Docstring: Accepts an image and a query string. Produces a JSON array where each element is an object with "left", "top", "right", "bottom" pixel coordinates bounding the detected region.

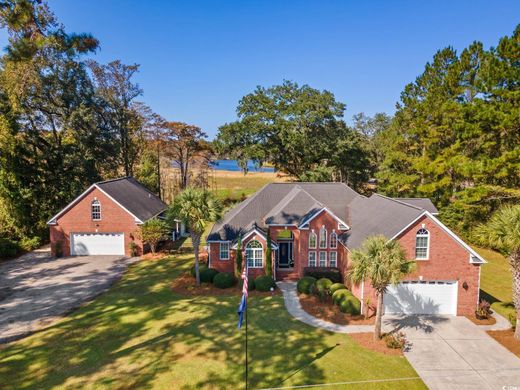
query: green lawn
[
  {"left": 0, "top": 253, "right": 424, "bottom": 389},
  {"left": 475, "top": 246, "right": 514, "bottom": 321}
]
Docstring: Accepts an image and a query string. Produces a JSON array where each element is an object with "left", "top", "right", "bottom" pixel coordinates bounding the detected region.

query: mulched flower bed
[
  {"left": 299, "top": 294, "right": 375, "bottom": 325},
  {"left": 172, "top": 272, "right": 281, "bottom": 297},
  {"left": 465, "top": 314, "right": 497, "bottom": 326},
  {"left": 487, "top": 329, "right": 520, "bottom": 356},
  {"left": 349, "top": 332, "right": 404, "bottom": 356}
]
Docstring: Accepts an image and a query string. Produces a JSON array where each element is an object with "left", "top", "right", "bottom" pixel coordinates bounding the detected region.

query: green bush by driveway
[{"left": 0, "top": 254, "right": 425, "bottom": 389}]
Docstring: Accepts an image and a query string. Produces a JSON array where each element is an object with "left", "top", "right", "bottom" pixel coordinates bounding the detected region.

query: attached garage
[
  {"left": 71, "top": 233, "right": 125, "bottom": 256},
  {"left": 384, "top": 280, "right": 458, "bottom": 315}
]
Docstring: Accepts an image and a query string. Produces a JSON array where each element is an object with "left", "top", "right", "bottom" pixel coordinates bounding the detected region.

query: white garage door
[
  {"left": 384, "top": 281, "right": 458, "bottom": 315},
  {"left": 71, "top": 233, "right": 125, "bottom": 256}
]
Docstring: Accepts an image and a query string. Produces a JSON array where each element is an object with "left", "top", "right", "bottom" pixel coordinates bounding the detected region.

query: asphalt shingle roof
[
  {"left": 96, "top": 177, "right": 167, "bottom": 222},
  {"left": 208, "top": 183, "right": 440, "bottom": 248}
]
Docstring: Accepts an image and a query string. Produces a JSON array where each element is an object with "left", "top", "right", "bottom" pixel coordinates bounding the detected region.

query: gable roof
[
  {"left": 47, "top": 177, "right": 167, "bottom": 225},
  {"left": 208, "top": 182, "right": 359, "bottom": 242},
  {"left": 394, "top": 198, "right": 438, "bottom": 214}
]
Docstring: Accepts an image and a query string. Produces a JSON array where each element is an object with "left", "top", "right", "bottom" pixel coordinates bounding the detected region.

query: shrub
[
  {"left": 315, "top": 278, "right": 333, "bottom": 300},
  {"left": 255, "top": 275, "right": 276, "bottom": 292},
  {"left": 239, "top": 278, "right": 255, "bottom": 291},
  {"left": 53, "top": 240, "right": 63, "bottom": 258},
  {"left": 509, "top": 313, "right": 517, "bottom": 329},
  {"left": 297, "top": 276, "right": 317, "bottom": 294},
  {"left": 129, "top": 241, "right": 138, "bottom": 257},
  {"left": 213, "top": 272, "right": 236, "bottom": 289},
  {"left": 20, "top": 236, "right": 41, "bottom": 251},
  {"left": 190, "top": 263, "right": 208, "bottom": 278},
  {"left": 303, "top": 267, "right": 341, "bottom": 283},
  {"left": 333, "top": 289, "right": 361, "bottom": 314},
  {"left": 475, "top": 299, "right": 492, "bottom": 319},
  {"left": 200, "top": 268, "right": 219, "bottom": 283},
  {"left": 384, "top": 332, "right": 407, "bottom": 350},
  {"left": 135, "top": 218, "right": 169, "bottom": 254},
  {"left": 0, "top": 238, "right": 19, "bottom": 258},
  {"left": 329, "top": 283, "right": 347, "bottom": 295}
]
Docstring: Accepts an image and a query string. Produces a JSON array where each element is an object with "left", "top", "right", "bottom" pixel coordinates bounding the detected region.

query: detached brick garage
[{"left": 48, "top": 177, "right": 167, "bottom": 257}]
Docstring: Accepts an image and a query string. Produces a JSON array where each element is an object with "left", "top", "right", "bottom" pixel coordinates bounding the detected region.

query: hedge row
[
  {"left": 297, "top": 276, "right": 360, "bottom": 315},
  {"left": 190, "top": 265, "right": 276, "bottom": 291}
]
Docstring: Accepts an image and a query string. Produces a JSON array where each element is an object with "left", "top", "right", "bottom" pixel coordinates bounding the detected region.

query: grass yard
[
  {"left": 211, "top": 170, "right": 289, "bottom": 201},
  {"left": 475, "top": 246, "right": 514, "bottom": 321},
  {"left": 0, "top": 253, "right": 424, "bottom": 389}
]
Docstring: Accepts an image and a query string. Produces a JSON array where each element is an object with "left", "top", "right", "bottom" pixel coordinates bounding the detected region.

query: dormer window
[
  {"left": 415, "top": 228, "right": 429, "bottom": 259},
  {"left": 319, "top": 226, "right": 327, "bottom": 249},
  {"left": 91, "top": 200, "right": 101, "bottom": 221}
]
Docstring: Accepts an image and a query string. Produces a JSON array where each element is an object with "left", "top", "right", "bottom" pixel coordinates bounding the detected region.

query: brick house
[
  {"left": 207, "top": 183, "right": 486, "bottom": 316},
  {"left": 47, "top": 177, "right": 168, "bottom": 257}
]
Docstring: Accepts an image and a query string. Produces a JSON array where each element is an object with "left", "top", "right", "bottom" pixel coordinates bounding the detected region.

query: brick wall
[
  {"left": 50, "top": 187, "right": 142, "bottom": 257},
  {"left": 351, "top": 215, "right": 480, "bottom": 316}
]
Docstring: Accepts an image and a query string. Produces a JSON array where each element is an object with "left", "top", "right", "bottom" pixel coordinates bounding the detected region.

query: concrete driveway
[
  {"left": 0, "top": 247, "right": 138, "bottom": 343},
  {"left": 383, "top": 315, "right": 520, "bottom": 389}
]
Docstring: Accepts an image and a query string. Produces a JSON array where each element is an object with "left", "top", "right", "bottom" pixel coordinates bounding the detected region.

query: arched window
[
  {"left": 91, "top": 199, "right": 101, "bottom": 221},
  {"left": 319, "top": 226, "right": 327, "bottom": 249},
  {"left": 309, "top": 230, "right": 317, "bottom": 249},
  {"left": 330, "top": 231, "right": 338, "bottom": 249},
  {"left": 415, "top": 228, "right": 429, "bottom": 259},
  {"left": 246, "top": 240, "right": 263, "bottom": 268}
]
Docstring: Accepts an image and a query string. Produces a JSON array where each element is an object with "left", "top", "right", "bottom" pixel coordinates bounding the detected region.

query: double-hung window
[
  {"left": 91, "top": 200, "right": 101, "bottom": 221},
  {"left": 330, "top": 231, "right": 338, "bottom": 249},
  {"left": 308, "top": 251, "right": 317, "bottom": 267},
  {"left": 329, "top": 251, "right": 337, "bottom": 267},
  {"left": 319, "top": 251, "right": 327, "bottom": 267},
  {"left": 219, "top": 242, "right": 229, "bottom": 260},
  {"left": 415, "top": 228, "right": 429, "bottom": 260},
  {"left": 319, "top": 226, "right": 327, "bottom": 249},
  {"left": 246, "top": 240, "right": 263, "bottom": 268},
  {"left": 309, "top": 230, "right": 317, "bottom": 249}
]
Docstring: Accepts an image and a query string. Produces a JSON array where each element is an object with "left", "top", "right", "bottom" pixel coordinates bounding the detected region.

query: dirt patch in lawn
[
  {"left": 350, "top": 332, "right": 403, "bottom": 356},
  {"left": 465, "top": 315, "right": 497, "bottom": 326},
  {"left": 172, "top": 273, "right": 281, "bottom": 297},
  {"left": 299, "top": 294, "right": 374, "bottom": 325},
  {"left": 487, "top": 329, "right": 520, "bottom": 356}
]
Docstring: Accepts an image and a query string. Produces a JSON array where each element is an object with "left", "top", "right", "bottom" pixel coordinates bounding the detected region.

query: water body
[{"left": 210, "top": 159, "right": 275, "bottom": 172}]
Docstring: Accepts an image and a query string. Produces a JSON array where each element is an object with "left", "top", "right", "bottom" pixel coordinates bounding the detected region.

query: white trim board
[
  {"left": 389, "top": 211, "right": 486, "bottom": 264},
  {"left": 298, "top": 207, "right": 350, "bottom": 230},
  {"left": 47, "top": 184, "right": 143, "bottom": 225}
]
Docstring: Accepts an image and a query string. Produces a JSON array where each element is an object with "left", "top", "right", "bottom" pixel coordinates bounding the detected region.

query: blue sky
[{"left": 0, "top": 1, "right": 518, "bottom": 138}]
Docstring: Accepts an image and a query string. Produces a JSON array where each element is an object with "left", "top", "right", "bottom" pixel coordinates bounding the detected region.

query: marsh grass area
[{"left": 0, "top": 252, "right": 424, "bottom": 389}]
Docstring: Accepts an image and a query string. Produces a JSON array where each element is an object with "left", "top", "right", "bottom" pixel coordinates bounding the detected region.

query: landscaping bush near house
[
  {"left": 384, "top": 332, "right": 407, "bottom": 350},
  {"left": 297, "top": 276, "right": 317, "bottom": 294},
  {"left": 213, "top": 272, "right": 236, "bottom": 289},
  {"left": 475, "top": 299, "right": 492, "bottom": 320},
  {"left": 329, "top": 283, "right": 347, "bottom": 295},
  {"left": 239, "top": 278, "right": 255, "bottom": 291},
  {"left": 303, "top": 267, "right": 342, "bottom": 283},
  {"left": 190, "top": 263, "right": 208, "bottom": 278},
  {"left": 332, "top": 289, "right": 361, "bottom": 315},
  {"left": 20, "top": 236, "right": 41, "bottom": 251},
  {"left": 509, "top": 313, "right": 517, "bottom": 329},
  {"left": 315, "top": 278, "right": 333, "bottom": 300},
  {"left": 0, "top": 238, "right": 20, "bottom": 258},
  {"left": 254, "top": 275, "right": 276, "bottom": 292},
  {"left": 200, "top": 268, "right": 219, "bottom": 283}
]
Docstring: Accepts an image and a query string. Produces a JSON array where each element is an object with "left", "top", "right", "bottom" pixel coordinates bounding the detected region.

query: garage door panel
[
  {"left": 384, "top": 281, "right": 457, "bottom": 315},
  {"left": 71, "top": 233, "right": 125, "bottom": 256}
]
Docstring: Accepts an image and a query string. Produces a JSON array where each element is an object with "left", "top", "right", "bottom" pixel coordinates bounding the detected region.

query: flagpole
[{"left": 245, "top": 260, "right": 248, "bottom": 390}]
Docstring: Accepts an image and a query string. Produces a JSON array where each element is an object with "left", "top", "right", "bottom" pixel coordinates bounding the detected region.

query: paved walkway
[
  {"left": 277, "top": 281, "right": 374, "bottom": 333},
  {"left": 0, "top": 248, "right": 138, "bottom": 343},
  {"left": 382, "top": 315, "right": 520, "bottom": 389}
]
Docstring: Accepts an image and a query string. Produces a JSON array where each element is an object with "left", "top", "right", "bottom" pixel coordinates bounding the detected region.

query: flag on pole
[{"left": 237, "top": 262, "right": 248, "bottom": 329}]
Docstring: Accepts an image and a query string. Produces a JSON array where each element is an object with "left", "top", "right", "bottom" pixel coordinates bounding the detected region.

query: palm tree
[
  {"left": 476, "top": 205, "right": 520, "bottom": 339},
  {"left": 349, "top": 235, "right": 416, "bottom": 339},
  {"left": 168, "top": 187, "right": 222, "bottom": 286}
]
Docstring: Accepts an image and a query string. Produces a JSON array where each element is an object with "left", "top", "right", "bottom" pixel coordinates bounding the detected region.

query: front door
[{"left": 278, "top": 242, "right": 293, "bottom": 268}]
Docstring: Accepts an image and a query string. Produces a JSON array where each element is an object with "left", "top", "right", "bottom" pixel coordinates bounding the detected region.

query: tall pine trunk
[
  {"left": 374, "top": 290, "right": 384, "bottom": 340},
  {"left": 510, "top": 250, "right": 520, "bottom": 340},
  {"left": 192, "top": 233, "right": 201, "bottom": 286}
]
